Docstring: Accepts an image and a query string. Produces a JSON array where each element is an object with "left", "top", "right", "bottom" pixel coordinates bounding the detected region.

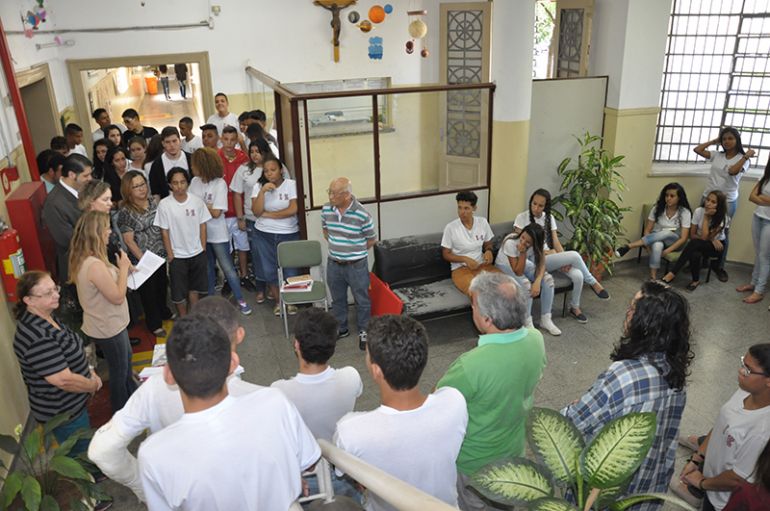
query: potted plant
[
  {"left": 552, "top": 132, "right": 630, "bottom": 277},
  {"left": 0, "top": 413, "right": 108, "bottom": 510},
  {"left": 470, "top": 408, "right": 695, "bottom": 511}
]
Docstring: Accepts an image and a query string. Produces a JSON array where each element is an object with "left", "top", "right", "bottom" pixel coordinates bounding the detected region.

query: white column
[{"left": 491, "top": 0, "right": 535, "bottom": 121}]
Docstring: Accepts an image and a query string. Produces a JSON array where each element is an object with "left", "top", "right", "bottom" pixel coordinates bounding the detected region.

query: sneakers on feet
[
  {"left": 615, "top": 245, "right": 630, "bottom": 258},
  {"left": 358, "top": 331, "right": 367, "bottom": 351},
  {"left": 569, "top": 307, "right": 588, "bottom": 324},
  {"left": 273, "top": 304, "right": 281, "bottom": 316},
  {"left": 524, "top": 316, "right": 534, "bottom": 329},
  {"left": 540, "top": 315, "right": 562, "bottom": 336},
  {"left": 238, "top": 300, "right": 252, "bottom": 315},
  {"left": 715, "top": 268, "right": 729, "bottom": 282},
  {"left": 338, "top": 329, "right": 350, "bottom": 339}
]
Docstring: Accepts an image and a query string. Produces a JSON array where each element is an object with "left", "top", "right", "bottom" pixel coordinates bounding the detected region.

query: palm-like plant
[
  {"left": 552, "top": 132, "right": 630, "bottom": 275},
  {"left": 0, "top": 413, "right": 108, "bottom": 511},
  {"left": 470, "top": 408, "right": 696, "bottom": 511}
]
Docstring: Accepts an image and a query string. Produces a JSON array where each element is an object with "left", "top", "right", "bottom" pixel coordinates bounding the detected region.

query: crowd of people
[{"left": 10, "top": 98, "right": 770, "bottom": 511}]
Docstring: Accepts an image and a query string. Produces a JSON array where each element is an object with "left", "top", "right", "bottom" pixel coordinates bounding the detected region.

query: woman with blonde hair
[
  {"left": 78, "top": 179, "right": 124, "bottom": 268},
  {"left": 69, "top": 210, "right": 135, "bottom": 412}
]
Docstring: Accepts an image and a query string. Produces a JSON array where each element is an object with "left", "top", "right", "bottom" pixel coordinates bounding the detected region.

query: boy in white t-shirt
[
  {"left": 441, "top": 191, "right": 501, "bottom": 295},
  {"left": 178, "top": 116, "right": 203, "bottom": 154},
  {"left": 154, "top": 168, "right": 211, "bottom": 317},
  {"left": 138, "top": 314, "right": 320, "bottom": 511},
  {"left": 89, "top": 297, "right": 263, "bottom": 501},
  {"left": 334, "top": 315, "right": 468, "bottom": 511},
  {"left": 206, "top": 92, "right": 239, "bottom": 135}
]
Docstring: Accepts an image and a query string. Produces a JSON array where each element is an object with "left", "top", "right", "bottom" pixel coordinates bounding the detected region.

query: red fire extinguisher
[{"left": 0, "top": 227, "right": 26, "bottom": 302}]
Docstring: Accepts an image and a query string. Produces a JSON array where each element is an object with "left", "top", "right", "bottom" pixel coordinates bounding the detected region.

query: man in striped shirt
[{"left": 322, "top": 177, "right": 377, "bottom": 351}]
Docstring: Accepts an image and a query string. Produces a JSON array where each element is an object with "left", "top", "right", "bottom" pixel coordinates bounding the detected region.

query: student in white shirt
[
  {"left": 514, "top": 189, "right": 610, "bottom": 324},
  {"left": 662, "top": 190, "right": 730, "bottom": 291},
  {"left": 334, "top": 315, "right": 468, "bottom": 511},
  {"left": 64, "top": 123, "right": 88, "bottom": 157},
  {"left": 190, "top": 148, "right": 252, "bottom": 316},
  {"left": 737, "top": 163, "right": 770, "bottom": 305},
  {"left": 693, "top": 127, "right": 756, "bottom": 282},
  {"left": 206, "top": 92, "right": 239, "bottom": 135},
  {"left": 441, "top": 190, "right": 501, "bottom": 296},
  {"left": 179, "top": 116, "right": 203, "bottom": 154},
  {"left": 495, "top": 223, "right": 561, "bottom": 336},
  {"left": 251, "top": 155, "right": 300, "bottom": 315},
  {"left": 91, "top": 108, "right": 127, "bottom": 141},
  {"left": 148, "top": 127, "right": 192, "bottom": 201},
  {"left": 138, "top": 314, "right": 320, "bottom": 511},
  {"left": 154, "top": 168, "right": 210, "bottom": 317},
  {"left": 89, "top": 296, "right": 263, "bottom": 501},
  {"left": 615, "top": 183, "right": 693, "bottom": 280},
  {"left": 680, "top": 343, "right": 770, "bottom": 511}
]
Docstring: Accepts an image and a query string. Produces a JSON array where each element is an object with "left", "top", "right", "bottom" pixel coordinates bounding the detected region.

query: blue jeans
[
  {"left": 495, "top": 259, "right": 555, "bottom": 318},
  {"left": 544, "top": 251, "right": 598, "bottom": 308},
  {"left": 245, "top": 220, "right": 266, "bottom": 292},
  {"left": 52, "top": 407, "right": 91, "bottom": 458},
  {"left": 178, "top": 79, "right": 187, "bottom": 98},
  {"left": 160, "top": 76, "right": 170, "bottom": 98},
  {"left": 641, "top": 230, "right": 681, "bottom": 269},
  {"left": 253, "top": 229, "right": 300, "bottom": 286},
  {"left": 207, "top": 242, "right": 244, "bottom": 301},
  {"left": 92, "top": 329, "right": 137, "bottom": 413},
  {"left": 327, "top": 258, "right": 370, "bottom": 332},
  {"left": 751, "top": 215, "right": 770, "bottom": 295}
]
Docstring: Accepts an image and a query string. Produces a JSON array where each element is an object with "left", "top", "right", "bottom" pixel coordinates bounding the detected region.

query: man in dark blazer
[{"left": 42, "top": 153, "right": 93, "bottom": 281}]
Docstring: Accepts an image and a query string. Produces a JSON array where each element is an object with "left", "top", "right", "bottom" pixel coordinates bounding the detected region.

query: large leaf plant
[
  {"left": 552, "top": 132, "right": 630, "bottom": 275},
  {"left": 0, "top": 413, "right": 108, "bottom": 511},
  {"left": 470, "top": 408, "right": 696, "bottom": 511}
]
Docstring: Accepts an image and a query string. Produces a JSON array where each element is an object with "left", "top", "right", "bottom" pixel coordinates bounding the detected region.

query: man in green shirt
[{"left": 437, "top": 272, "right": 546, "bottom": 510}]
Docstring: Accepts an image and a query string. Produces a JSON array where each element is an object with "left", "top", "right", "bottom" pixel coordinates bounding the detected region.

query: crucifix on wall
[{"left": 314, "top": 0, "right": 357, "bottom": 63}]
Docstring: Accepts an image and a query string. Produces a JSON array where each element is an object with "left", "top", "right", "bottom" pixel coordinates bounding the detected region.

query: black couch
[{"left": 373, "top": 222, "right": 573, "bottom": 319}]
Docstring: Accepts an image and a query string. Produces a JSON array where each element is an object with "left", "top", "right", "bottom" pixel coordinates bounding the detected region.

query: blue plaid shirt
[{"left": 561, "top": 353, "right": 686, "bottom": 511}]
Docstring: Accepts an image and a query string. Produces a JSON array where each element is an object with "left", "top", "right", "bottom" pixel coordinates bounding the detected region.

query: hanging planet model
[
  {"left": 348, "top": 10, "right": 360, "bottom": 23},
  {"left": 359, "top": 20, "right": 373, "bottom": 32},
  {"left": 405, "top": 40, "right": 414, "bottom": 54},
  {"left": 369, "top": 5, "right": 386, "bottom": 24},
  {"left": 408, "top": 19, "right": 428, "bottom": 39}
]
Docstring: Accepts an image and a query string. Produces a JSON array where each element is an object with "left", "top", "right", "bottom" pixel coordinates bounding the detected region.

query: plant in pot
[
  {"left": 552, "top": 132, "right": 630, "bottom": 278},
  {"left": 470, "top": 408, "right": 696, "bottom": 511},
  {"left": 0, "top": 413, "right": 109, "bottom": 510}
]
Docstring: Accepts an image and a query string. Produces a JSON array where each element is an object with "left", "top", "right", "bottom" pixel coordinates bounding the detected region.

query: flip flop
[
  {"left": 743, "top": 293, "right": 764, "bottom": 304},
  {"left": 736, "top": 284, "right": 755, "bottom": 292},
  {"left": 686, "top": 281, "right": 700, "bottom": 291}
]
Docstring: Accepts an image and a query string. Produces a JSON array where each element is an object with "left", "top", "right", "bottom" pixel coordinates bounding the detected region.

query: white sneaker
[
  {"left": 524, "top": 316, "right": 534, "bottom": 329},
  {"left": 540, "top": 314, "right": 562, "bottom": 336}
]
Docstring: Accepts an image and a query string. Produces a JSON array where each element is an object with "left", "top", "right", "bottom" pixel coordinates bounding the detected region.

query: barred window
[{"left": 655, "top": 0, "right": 770, "bottom": 169}]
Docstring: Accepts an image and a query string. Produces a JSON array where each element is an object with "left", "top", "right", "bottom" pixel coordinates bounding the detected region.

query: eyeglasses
[
  {"left": 31, "top": 285, "right": 60, "bottom": 298},
  {"left": 740, "top": 356, "right": 768, "bottom": 377},
  {"left": 327, "top": 189, "right": 347, "bottom": 197}
]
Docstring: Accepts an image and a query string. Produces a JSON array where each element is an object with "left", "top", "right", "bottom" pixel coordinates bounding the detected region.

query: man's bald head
[{"left": 328, "top": 177, "right": 353, "bottom": 208}]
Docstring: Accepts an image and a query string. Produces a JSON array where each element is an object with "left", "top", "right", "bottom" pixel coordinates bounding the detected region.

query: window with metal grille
[{"left": 655, "top": 0, "right": 770, "bottom": 169}]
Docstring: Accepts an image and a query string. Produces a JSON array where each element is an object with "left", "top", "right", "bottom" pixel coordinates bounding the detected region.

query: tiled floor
[{"left": 103, "top": 260, "right": 769, "bottom": 510}]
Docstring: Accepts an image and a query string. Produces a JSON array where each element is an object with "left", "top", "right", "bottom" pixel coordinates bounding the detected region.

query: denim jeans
[
  {"left": 253, "top": 229, "right": 300, "bottom": 286},
  {"left": 751, "top": 214, "right": 770, "bottom": 294},
  {"left": 91, "top": 329, "right": 137, "bottom": 413},
  {"left": 159, "top": 76, "right": 170, "bottom": 98},
  {"left": 245, "top": 220, "right": 266, "bottom": 292},
  {"left": 495, "top": 259, "right": 555, "bottom": 318},
  {"left": 178, "top": 79, "right": 187, "bottom": 98},
  {"left": 51, "top": 407, "right": 91, "bottom": 458},
  {"left": 641, "top": 230, "right": 681, "bottom": 269},
  {"left": 544, "top": 250, "right": 598, "bottom": 308},
  {"left": 207, "top": 241, "right": 244, "bottom": 301},
  {"left": 327, "top": 257, "right": 370, "bottom": 332}
]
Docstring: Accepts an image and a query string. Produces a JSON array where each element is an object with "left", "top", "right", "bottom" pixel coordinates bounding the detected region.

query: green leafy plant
[
  {"left": 552, "top": 132, "right": 630, "bottom": 276},
  {"left": 470, "top": 408, "right": 696, "bottom": 511},
  {"left": 0, "top": 414, "right": 108, "bottom": 511}
]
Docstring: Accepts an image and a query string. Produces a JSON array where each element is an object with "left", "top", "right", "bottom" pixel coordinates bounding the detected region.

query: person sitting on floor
[
  {"left": 335, "top": 314, "right": 468, "bottom": 511},
  {"left": 137, "top": 314, "right": 319, "bottom": 510}
]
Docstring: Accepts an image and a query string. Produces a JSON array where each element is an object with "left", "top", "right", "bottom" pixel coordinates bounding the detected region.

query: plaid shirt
[{"left": 561, "top": 354, "right": 686, "bottom": 511}]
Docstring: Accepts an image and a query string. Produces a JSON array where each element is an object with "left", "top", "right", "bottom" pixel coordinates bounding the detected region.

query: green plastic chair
[{"left": 277, "top": 240, "right": 329, "bottom": 337}]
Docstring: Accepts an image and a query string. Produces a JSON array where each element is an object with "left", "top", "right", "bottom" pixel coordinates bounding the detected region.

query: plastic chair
[{"left": 277, "top": 240, "right": 328, "bottom": 337}]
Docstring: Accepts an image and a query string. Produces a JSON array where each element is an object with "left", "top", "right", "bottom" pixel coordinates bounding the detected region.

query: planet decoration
[
  {"left": 384, "top": 4, "right": 393, "bottom": 14},
  {"left": 406, "top": 10, "right": 429, "bottom": 58},
  {"left": 358, "top": 19, "right": 373, "bottom": 33},
  {"left": 368, "top": 5, "right": 385, "bottom": 24},
  {"left": 348, "top": 10, "right": 360, "bottom": 23},
  {"left": 408, "top": 19, "right": 427, "bottom": 39}
]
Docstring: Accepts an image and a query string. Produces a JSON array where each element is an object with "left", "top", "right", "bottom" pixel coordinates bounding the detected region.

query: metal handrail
[{"left": 317, "top": 439, "right": 458, "bottom": 511}]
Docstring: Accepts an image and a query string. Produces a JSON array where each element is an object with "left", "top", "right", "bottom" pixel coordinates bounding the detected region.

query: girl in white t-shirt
[
  {"left": 515, "top": 189, "right": 609, "bottom": 324},
  {"left": 694, "top": 127, "right": 756, "bottom": 282},
  {"left": 662, "top": 190, "right": 729, "bottom": 291},
  {"left": 494, "top": 223, "right": 561, "bottom": 336},
  {"left": 251, "top": 155, "right": 300, "bottom": 315},
  {"left": 615, "top": 183, "right": 693, "bottom": 280},
  {"left": 737, "top": 161, "right": 770, "bottom": 304},
  {"left": 189, "top": 148, "right": 251, "bottom": 315}
]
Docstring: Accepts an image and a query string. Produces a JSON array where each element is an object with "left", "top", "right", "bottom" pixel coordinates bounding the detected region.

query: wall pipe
[{"left": 0, "top": 16, "right": 39, "bottom": 181}]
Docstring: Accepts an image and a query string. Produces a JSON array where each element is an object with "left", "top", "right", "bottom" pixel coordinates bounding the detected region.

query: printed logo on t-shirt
[
  {"left": 726, "top": 433, "right": 735, "bottom": 448},
  {"left": 475, "top": 234, "right": 485, "bottom": 241},
  {"left": 185, "top": 208, "right": 196, "bottom": 217},
  {"left": 204, "top": 192, "right": 213, "bottom": 203},
  {"left": 279, "top": 192, "right": 291, "bottom": 201}
]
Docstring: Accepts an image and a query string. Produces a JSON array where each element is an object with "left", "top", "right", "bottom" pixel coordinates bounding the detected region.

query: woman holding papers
[
  {"left": 251, "top": 155, "right": 300, "bottom": 316},
  {"left": 69, "top": 210, "right": 136, "bottom": 412},
  {"left": 118, "top": 170, "right": 173, "bottom": 337}
]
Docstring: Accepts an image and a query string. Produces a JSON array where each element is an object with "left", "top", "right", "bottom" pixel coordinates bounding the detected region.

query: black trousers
[
  {"left": 137, "top": 264, "right": 172, "bottom": 331},
  {"left": 671, "top": 239, "right": 720, "bottom": 282}
]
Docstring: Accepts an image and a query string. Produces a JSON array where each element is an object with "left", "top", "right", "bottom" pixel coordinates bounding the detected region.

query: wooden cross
[{"left": 314, "top": 0, "right": 357, "bottom": 62}]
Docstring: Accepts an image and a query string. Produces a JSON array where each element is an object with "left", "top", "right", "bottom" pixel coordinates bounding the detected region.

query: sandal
[
  {"left": 685, "top": 281, "right": 700, "bottom": 291},
  {"left": 736, "top": 284, "right": 755, "bottom": 293},
  {"left": 743, "top": 292, "right": 764, "bottom": 304}
]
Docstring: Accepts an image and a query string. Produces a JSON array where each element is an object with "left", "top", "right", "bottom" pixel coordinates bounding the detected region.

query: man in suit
[{"left": 42, "top": 153, "right": 93, "bottom": 281}]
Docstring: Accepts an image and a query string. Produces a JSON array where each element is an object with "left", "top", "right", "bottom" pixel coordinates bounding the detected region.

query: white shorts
[{"left": 226, "top": 217, "right": 249, "bottom": 251}]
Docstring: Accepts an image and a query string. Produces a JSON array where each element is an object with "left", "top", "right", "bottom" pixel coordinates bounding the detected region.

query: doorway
[
  {"left": 67, "top": 52, "right": 214, "bottom": 149},
  {"left": 17, "top": 64, "right": 60, "bottom": 157}
]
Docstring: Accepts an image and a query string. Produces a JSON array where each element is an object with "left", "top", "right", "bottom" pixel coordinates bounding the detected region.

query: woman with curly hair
[{"left": 562, "top": 281, "right": 694, "bottom": 511}]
